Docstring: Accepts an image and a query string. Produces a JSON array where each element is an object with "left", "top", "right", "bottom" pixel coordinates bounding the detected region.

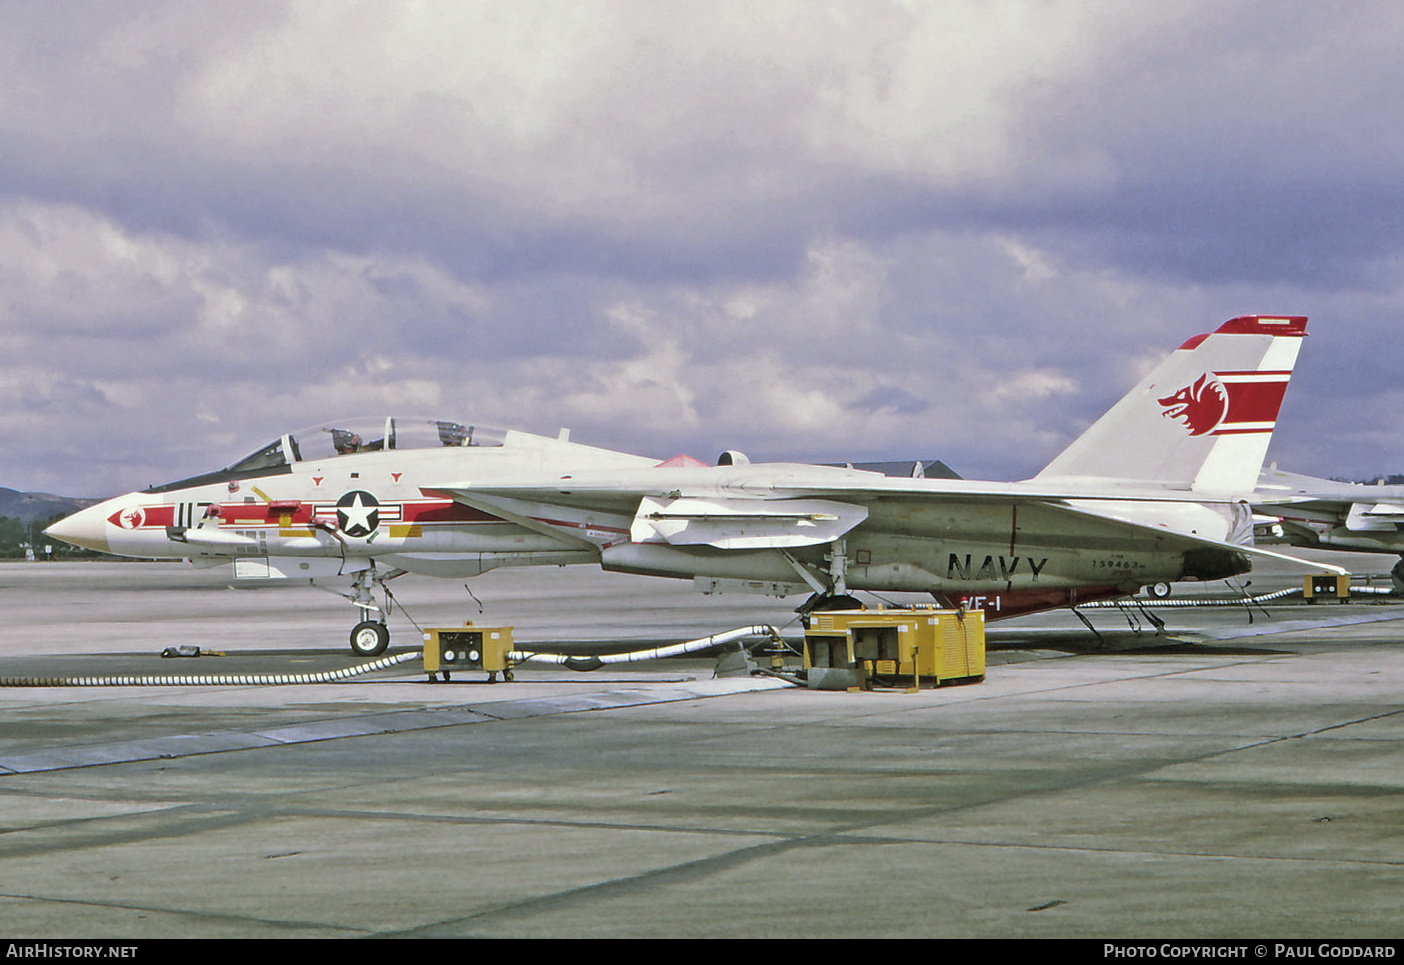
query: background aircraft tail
[{"left": 1033, "top": 315, "right": 1307, "bottom": 494}]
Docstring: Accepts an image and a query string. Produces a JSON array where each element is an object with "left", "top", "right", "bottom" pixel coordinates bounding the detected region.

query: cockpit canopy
[
  {"left": 228, "top": 418, "right": 507, "bottom": 473},
  {"left": 145, "top": 418, "right": 507, "bottom": 493}
]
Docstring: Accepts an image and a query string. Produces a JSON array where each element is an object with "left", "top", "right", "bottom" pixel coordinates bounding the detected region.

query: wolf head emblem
[{"left": 1158, "top": 374, "right": 1226, "bottom": 436}]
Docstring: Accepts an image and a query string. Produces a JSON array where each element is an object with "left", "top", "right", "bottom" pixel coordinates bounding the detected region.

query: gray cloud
[{"left": 3, "top": 1, "right": 1404, "bottom": 495}]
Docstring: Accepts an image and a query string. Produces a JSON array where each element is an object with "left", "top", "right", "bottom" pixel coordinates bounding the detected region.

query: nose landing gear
[{"left": 336, "top": 565, "right": 406, "bottom": 657}]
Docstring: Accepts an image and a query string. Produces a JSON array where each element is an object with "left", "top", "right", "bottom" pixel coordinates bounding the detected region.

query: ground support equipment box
[
  {"left": 802, "top": 608, "right": 985, "bottom": 691},
  {"left": 422, "top": 626, "right": 515, "bottom": 682},
  {"left": 1304, "top": 575, "right": 1351, "bottom": 602}
]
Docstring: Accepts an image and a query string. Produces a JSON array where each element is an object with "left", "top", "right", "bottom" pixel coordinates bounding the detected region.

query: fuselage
[{"left": 47, "top": 416, "right": 1250, "bottom": 615}]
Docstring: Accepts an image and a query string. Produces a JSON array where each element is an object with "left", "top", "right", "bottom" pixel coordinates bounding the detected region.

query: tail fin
[{"left": 1033, "top": 315, "right": 1307, "bottom": 494}]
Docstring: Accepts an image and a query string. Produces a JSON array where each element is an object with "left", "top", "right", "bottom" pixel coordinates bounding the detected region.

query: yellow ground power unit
[
  {"left": 802, "top": 608, "right": 985, "bottom": 691},
  {"left": 1304, "top": 574, "right": 1351, "bottom": 602},
  {"left": 422, "top": 626, "right": 515, "bottom": 682}
]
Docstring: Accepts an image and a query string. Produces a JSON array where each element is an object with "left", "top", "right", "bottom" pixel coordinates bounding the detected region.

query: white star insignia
[{"left": 339, "top": 493, "right": 378, "bottom": 535}]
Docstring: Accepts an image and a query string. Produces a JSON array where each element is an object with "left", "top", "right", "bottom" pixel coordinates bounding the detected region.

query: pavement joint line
[
  {"left": 0, "top": 888, "right": 367, "bottom": 936},
  {"left": 0, "top": 676, "right": 792, "bottom": 775}
]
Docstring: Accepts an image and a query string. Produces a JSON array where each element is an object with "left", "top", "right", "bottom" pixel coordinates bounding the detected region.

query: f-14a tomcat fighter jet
[
  {"left": 48, "top": 315, "right": 1322, "bottom": 656},
  {"left": 1253, "top": 466, "right": 1404, "bottom": 591}
]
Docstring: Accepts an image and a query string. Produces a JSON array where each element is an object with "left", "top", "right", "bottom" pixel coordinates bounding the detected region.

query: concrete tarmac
[{"left": 3, "top": 558, "right": 1404, "bottom": 938}]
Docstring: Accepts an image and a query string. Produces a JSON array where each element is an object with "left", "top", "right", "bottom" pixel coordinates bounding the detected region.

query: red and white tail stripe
[
  {"left": 1207, "top": 369, "right": 1292, "bottom": 435},
  {"left": 1035, "top": 314, "right": 1307, "bottom": 494}
]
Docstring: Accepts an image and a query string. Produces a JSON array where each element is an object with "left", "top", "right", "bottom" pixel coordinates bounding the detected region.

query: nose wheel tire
[{"left": 350, "top": 620, "right": 390, "bottom": 657}]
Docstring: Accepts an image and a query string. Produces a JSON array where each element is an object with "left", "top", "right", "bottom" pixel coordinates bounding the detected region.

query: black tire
[
  {"left": 798, "top": 593, "right": 864, "bottom": 629},
  {"left": 350, "top": 620, "right": 390, "bottom": 657},
  {"left": 812, "top": 594, "right": 863, "bottom": 611},
  {"left": 1148, "top": 582, "right": 1172, "bottom": 599}
]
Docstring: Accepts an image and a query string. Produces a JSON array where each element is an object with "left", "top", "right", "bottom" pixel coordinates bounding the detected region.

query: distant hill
[{"left": 0, "top": 488, "right": 95, "bottom": 523}]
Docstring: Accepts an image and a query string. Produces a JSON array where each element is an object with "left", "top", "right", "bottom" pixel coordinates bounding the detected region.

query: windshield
[{"left": 226, "top": 438, "right": 291, "bottom": 474}]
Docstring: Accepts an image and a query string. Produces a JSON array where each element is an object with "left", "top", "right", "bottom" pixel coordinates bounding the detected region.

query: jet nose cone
[{"left": 44, "top": 502, "right": 112, "bottom": 554}]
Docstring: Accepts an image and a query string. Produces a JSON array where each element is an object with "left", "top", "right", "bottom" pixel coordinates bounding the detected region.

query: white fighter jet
[
  {"left": 47, "top": 315, "right": 1322, "bottom": 656},
  {"left": 1253, "top": 466, "right": 1404, "bottom": 590}
]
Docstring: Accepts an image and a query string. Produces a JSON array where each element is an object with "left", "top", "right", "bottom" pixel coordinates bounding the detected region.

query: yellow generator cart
[
  {"left": 803, "top": 608, "right": 985, "bottom": 691},
  {"left": 1304, "top": 574, "right": 1351, "bottom": 603},
  {"left": 422, "top": 626, "right": 515, "bottom": 683}
]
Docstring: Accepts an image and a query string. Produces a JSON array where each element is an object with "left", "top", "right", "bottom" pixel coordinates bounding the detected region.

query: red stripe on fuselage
[
  {"left": 216, "top": 499, "right": 498, "bottom": 527},
  {"left": 401, "top": 500, "right": 501, "bottom": 524},
  {"left": 219, "top": 503, "right": 316, "bottom": 525},
  {"left": 107, "top": 497, "right": 505, "bottom": 530}
]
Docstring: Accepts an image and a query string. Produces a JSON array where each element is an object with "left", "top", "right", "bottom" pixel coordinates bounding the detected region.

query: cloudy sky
[{"left": 5, "top": 0, "right": 1404, "bottom": 497}]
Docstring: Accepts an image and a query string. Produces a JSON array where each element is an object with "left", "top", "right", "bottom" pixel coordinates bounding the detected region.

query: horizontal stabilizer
[{"left": 1237, "top": 543, "right": 1350, "bottom": 576}]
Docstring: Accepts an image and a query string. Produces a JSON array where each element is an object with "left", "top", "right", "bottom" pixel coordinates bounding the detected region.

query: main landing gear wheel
[
  {"left": 1148, "top": 582, "right": 1172, "bottom": 599},
  {"left": 350, "top": 620, "right": 390, "bottom": 657}
]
